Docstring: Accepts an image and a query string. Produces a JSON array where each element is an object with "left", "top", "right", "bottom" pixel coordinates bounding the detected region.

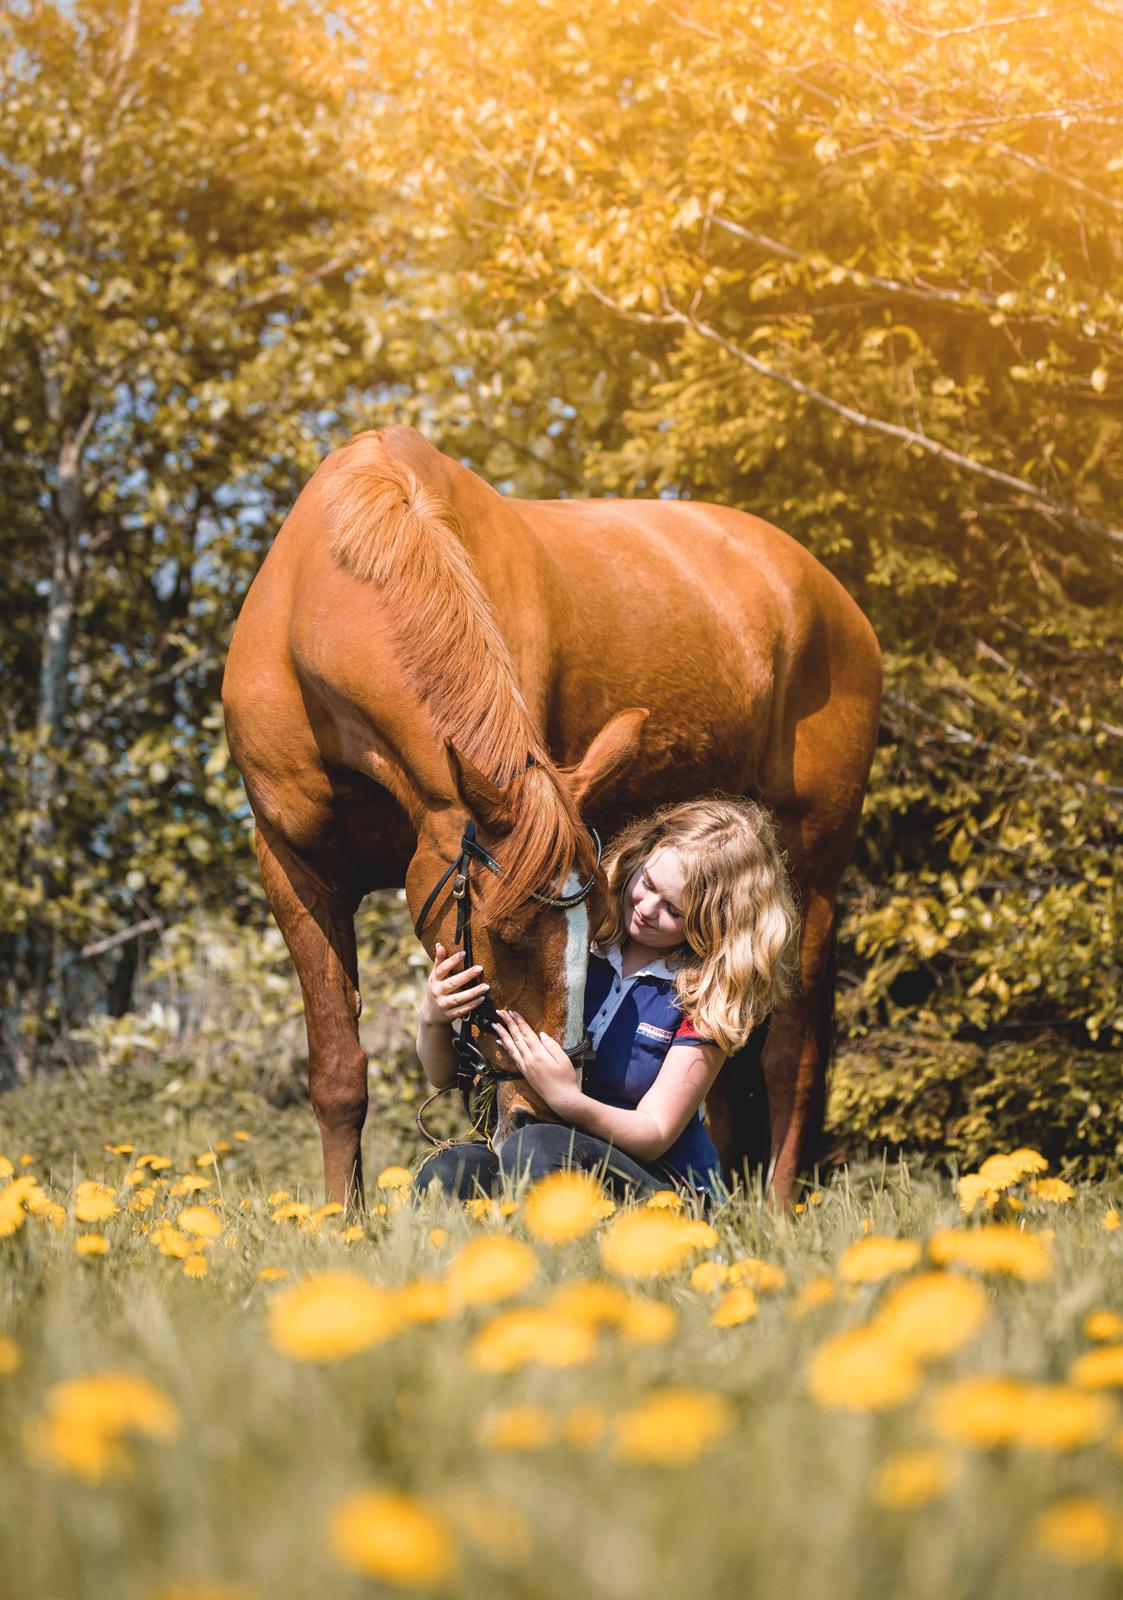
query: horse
[{"left": 221, "top": 423, "right": 881, "bottom": 1208}]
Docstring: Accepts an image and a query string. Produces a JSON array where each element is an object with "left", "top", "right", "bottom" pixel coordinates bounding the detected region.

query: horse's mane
[{"left": 322, "top": 432, "right": 594, "bottom": 920}]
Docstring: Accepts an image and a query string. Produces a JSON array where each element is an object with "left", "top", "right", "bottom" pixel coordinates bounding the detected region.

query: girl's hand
[
  {"left": 493, "top": 1008, "right": 582, "bottom": 1117},
  {"left": 419, "top": 942, "right": 490, "bottom": 1027}
]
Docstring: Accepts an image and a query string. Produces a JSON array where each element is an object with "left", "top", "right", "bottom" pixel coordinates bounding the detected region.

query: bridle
[{"left": 412, "top": 810, "right": 602, "bottom": 1146}]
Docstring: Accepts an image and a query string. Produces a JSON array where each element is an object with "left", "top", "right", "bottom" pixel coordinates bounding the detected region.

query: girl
[{"left": 413, "top": 796, "right": 800, "bottom": 1205}]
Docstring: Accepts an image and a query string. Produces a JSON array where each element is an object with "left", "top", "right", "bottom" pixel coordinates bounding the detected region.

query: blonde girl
[{"left": 415, "top": 795, "right": 800, "bottom": 1203}]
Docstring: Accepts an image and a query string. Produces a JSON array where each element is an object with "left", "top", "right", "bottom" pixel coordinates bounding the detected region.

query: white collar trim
[{"left": 592, "top": 939, "right": 683, "bottom": 983}]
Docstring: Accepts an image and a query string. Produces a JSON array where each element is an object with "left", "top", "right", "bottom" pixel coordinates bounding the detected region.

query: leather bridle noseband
[{"left": 412, "top": 812, "right": 602, "bottom": 1146}]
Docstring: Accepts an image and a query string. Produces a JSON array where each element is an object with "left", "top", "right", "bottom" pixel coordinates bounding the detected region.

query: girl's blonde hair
[{"left": 594, "top": 795, "right": 801, "bottom": 1056}]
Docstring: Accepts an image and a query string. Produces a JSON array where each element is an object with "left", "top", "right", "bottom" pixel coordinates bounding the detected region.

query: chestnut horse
[{"left": 222, "top": 424, "right": 881, "bottom": 1208}]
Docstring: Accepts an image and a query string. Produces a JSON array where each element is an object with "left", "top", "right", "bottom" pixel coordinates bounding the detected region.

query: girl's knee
[
  {"left": 415, "top": 1142, "right": 497, "bottom": 1199},
  {"left": 497, "top": 1121, "right": 574, "bottom": 1179}
]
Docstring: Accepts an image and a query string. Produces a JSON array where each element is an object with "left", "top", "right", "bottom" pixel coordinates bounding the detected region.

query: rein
[{"left": 412, "top": 812, "right": 601, "bottom": 1147}]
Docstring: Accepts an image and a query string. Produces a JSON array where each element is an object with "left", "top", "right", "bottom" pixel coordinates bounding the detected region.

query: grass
[{"left": 1, "top": 1093, "right": 1122, "bottom": 1600}]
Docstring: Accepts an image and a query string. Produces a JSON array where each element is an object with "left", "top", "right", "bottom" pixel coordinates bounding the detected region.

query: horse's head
[{"left": 406, "top": 709, "right": 648, "bottom": 1148}]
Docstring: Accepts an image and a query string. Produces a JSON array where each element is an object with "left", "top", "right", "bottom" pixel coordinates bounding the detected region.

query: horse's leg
[
  {"left": 255, "top": 822, "right": 367, "bottom": 1209},
  {"left": 755, "top": 878, "right": 841, "bottom": 1207}
]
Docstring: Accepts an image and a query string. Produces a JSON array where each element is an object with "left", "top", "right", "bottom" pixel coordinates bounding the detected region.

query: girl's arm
[
  {"left": 415, "top": 943, "right": 490, "bottom": 1089},
  {"left": 493, "top": 1009, "right": 725, "bottom": 1163}
]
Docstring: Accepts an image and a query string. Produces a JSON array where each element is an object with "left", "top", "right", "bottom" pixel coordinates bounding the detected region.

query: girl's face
[{"left": 624, "top": 846, "right": 687, "bottom": 951}]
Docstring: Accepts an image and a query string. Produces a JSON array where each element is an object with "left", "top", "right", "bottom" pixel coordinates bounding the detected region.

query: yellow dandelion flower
[
  {"left": 429, "top": 1227, "right": 450, "bottom": 1249},
  {"left": 806, "top": 1327, "right": 920, "bottom": 1411},
  {"left": 523, "top": 1171, "right": 606, "bottom": 1243},
  {"left": 497, "top": 1199, "right": 519, "bottom": 1216},
  {"left": 957, "top": 1174, "right": 1001, "bottom": 1216},
  {"left": 711, "top": 1287, "right": 759, "bottom": 1327},
  {"left": 478, "top": 1404, "right": 557, "bottom": 1451},
  {"left": 313, "top": 1202, "right": 345, "bottom": 1224},
  {"left": 73, "top": 1181, "right": 118, "bottom": 1223},
  {"left": 790, "top": 1276, "right": 837, "bottom": 1318},
  {"left": 837, "top": 1235, "right": 922, "bottom": 1283},
  {"left": 267, "top": 1190, "right": 291, "bottom": 1206},
  {"left": 560, "top": 1403, "right": 608, "bottom": 1450},
  {"left": 794, "top": 1202, "right": 805, "bottom": 1214},
  {"left": 258, "top": 1267, "right": 288, "bottom": 1283},
  {"left": 468, "top": 1307, "right": 597, "bottom": 1372},
  {"left": 136, "top": 1154, "right": 172, "bottom": 1171},
  {"left": 599, "top": 1208, "right": 716, "bottom": 1279},
  {"left": 462, "top": 1196, "right": 495, "bottom": 1219},
  {"left": 690, "top": 1260, "right": 730, "bottom": 1293},
  {"left": 37, "top": 1199, "right": 66, "bottom": 1229},
  {"left": 1034, "top": 1497, "right": 1118, "bottom": 1565},
  {"left": 177, "top": 1206, "right": 223, "bottom": 1240},
  {"left": 1007, "top": 1196, "right": 1024, "bottom": 1211},
  {"left": 268, "top": 1272, "right": 404, "bottom": 1362},
  {"left": 872, "top": 1272, "right": 989, "bottom": 1362},
  {"left": 727, "top": 1257, "right": 786, "bottom": 1292},
  {"left": 183, "top": 1253, "right": 208, "bottom": 1279},
  {"left": 195, "top": 1152, "right": 217, "bottom": 1168},
  {"left": 234, "top": 1130, "right": 251, "bottom": 1141},
  {"left": 169, "top": 1175, "right": 212, "bottom": 1196},
  {"left": 872, "top": 1448, "right": 960, "bottom": 1509},
  {"left": 1070, "top": 1345, "right": 1123, "bottom": 1390},
  {"left": 1085, "top": 1310, "right": 1123, "bottom": 1343},
  {"left": 1006, "top": 1147, "right": 1049, "bottom": 1176},
  {"left": 124, "top": 1168, "right": 146, "bottom": 1187},
  {"left": 928, "top": 1225, "right": 1051, "bottom": 1280},
  {"left": 329, "top": 1489, "right": 458, "bottom": 1587},
  {"left": 446, "top": 1235, "right": 539, "bottom": 1307},
  {"left": 23, "top": 1371, "right": 179, "bottom": 1484},
  {"left": 1103, "top": 1209, "right": 1120, "bottom": 1231},
  {"left": 149, "top": 1226, "right": 193, "bottom": 1259},
  {"left": 75, "top": 1233, "right": 110, "bottom": 1256},
  {"left": 929, "top": 1377, "right": 1115, "bottom": 1452},
  {"left": 616, "top": 1295, "right": 678, "bottom": 1345},
  {"left": 1028, "top": 1177, "right": 1075, "bottom": 1204},
  {"left": 336, "top": 1224, "right": 365, "bottom": 1244},
  {"left": 0, "top": 1177, "right": 41, "bottom": 1236},
  {"left": 645, "top": 1189, "right": 685, "bottom": 1210},
  {"left": 272, "top": 1202, "right": 313, "bottom": 1224},
  {"left": 612, "top": 1387, "right": 733, "bottom": 1464},
  {"left": 375, "top": 1165, "right": 413, "bottom": 1191},
  {"left": 108, "top": 1143, "right": 134, "bottom": 1156},
  {"left": 808, "top": 1190, "right": 825, "bottom": 1206},
  {"left": 215, "top": 1140, "right": 232, "bottom": 1152},
  {"left": 976, "top": 1153, "right": 1031, "bottom": 1191},
  {"left": 128, "top": 1186, "right": 158, "bottom": 1211},
  {"left": 0, "top": 1157, "right": 13, "bottom": 1179},
  {"left": 592, "top": 1195, "right": 617, "bottom": 1219},
  {"left": 547, "top": 1279, "right": 633, "bottom": 1325},
  {"left": 0, "top": 1336, "right": 20, "bottom": 1374},
  {"left": 18, "top": 1154, "right": 32, "bottom": 1166},
  {"left": 376, "top": 1202, "right": 388, "bottom": 1216},
  {"left": 395, "top": 1279, "right": 453, "bottom": 1324}
]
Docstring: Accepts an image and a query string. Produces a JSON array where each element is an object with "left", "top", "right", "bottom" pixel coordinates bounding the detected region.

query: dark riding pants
[{"left": 414, "top": 1123, "right": 714, "bottom": 1209}]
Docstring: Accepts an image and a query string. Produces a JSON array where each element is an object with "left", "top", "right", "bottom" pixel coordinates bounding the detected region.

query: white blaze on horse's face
[{"left": 562, "top": 871, "right": 590, "bottom": 1054}]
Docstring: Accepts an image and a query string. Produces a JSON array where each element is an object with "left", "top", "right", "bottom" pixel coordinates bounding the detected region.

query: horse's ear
[
  {"left": 445, "top": 741, "right": 513, "bottom": 831},
  {"left": 563, "top": 708, "right": 649, "bottom": 813}
]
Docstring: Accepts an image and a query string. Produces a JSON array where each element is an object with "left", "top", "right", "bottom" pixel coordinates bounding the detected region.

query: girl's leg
[
  {"left": 497, "top": 1123, "right": 669, "bottom": 1202},
  {"left": 414, "top": 1141, "right": 500, "bottom": 1200}
]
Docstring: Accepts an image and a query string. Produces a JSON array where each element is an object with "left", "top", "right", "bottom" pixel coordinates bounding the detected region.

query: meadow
[{"left": 2, "top": 1087, "right": 1122, "bottom": 1600}]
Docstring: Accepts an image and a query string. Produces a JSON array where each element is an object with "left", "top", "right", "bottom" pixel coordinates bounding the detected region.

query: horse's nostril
[{"left": 510, "top": 1107, "right": 538, "bottom": 1132}]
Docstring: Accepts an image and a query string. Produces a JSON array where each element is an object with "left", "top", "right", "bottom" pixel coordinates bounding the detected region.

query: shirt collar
[{"left": 592, "top": 939, "right": 684, "bottom": 982}]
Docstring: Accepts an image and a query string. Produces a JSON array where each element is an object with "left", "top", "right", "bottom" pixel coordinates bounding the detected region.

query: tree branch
[{"left": 572, "top": 273, "right": 1123, "bottom": 551}]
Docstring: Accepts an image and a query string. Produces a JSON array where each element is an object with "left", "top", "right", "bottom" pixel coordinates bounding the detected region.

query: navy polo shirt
[{"left": 581, "top": 942, "right": 724, "bottom": 1196}]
